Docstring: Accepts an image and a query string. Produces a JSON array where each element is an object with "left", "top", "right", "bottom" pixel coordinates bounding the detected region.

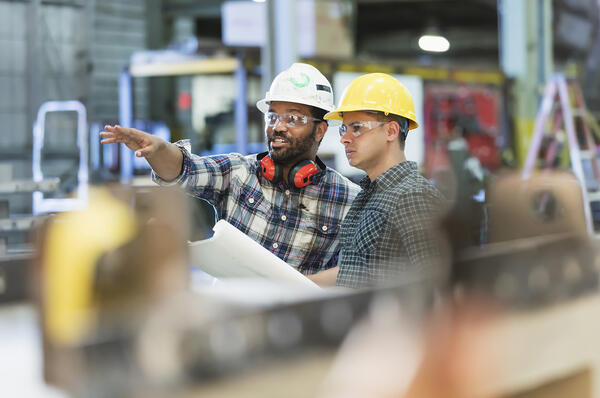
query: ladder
[{"left": 522, "top": 73, "right": 600, "bottom": 235}]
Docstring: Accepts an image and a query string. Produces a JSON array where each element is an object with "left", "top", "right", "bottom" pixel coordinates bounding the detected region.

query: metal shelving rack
[{"left": 118, "top": 56, "right": 249, "bottom": 182}]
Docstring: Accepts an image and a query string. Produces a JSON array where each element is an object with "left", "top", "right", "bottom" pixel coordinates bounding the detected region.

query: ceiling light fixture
[
  {"left": 253, "top": 0, "right": 266, "bottom": 3},
  {"left": 418, "top": 20, "right": 450, "bottom": 53},
  {"left": 418, "top": 34, "right": 450, "bottom": 53}
]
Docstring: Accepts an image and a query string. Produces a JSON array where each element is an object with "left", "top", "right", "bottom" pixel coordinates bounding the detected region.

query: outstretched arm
[{"left": 101, "top": 125, "right": 183, "bottom": 181}]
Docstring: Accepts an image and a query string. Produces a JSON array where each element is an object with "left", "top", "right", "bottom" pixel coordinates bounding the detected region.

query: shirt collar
[{"left": 359, "top": 161, "right": 418, "bottom": 191}]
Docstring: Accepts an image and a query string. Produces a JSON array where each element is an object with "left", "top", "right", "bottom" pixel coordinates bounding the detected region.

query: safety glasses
[
  {"left": 264, "top": 112, "right": 322, "bottom": 128},
  {"left": 338, "top": 121, "right": 387, "bottom": 137}
]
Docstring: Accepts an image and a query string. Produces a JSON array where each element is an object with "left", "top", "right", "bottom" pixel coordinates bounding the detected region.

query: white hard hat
[{"left": 256, "top": 63, "right": 334, "bottom": 114}]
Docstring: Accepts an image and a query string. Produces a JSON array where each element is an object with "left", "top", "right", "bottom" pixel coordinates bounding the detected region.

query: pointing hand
[{"left": 100, "top": 125, "right": 166, "bottom": 158}]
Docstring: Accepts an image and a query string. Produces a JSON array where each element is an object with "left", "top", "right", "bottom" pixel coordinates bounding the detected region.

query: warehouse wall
[
  {"left": 0, "top": 1, "right": 28, "bottom": 164},
  {"left": 88, "top": 0, "right": 149, "bottom": 122},
  {"left": 0, "top": 0, "right": 149, "bottom": 214},
  {"left": 0, "top": 0, "right": 150, "bottom": 154}
]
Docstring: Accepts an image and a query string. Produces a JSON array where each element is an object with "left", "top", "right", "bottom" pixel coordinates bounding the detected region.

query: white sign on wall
[
  {"left": 221, "top": 1, "right": 348, "bottom": 58},
  {"left": 221, "top": 1, "right": 266, "bottom": 47}
]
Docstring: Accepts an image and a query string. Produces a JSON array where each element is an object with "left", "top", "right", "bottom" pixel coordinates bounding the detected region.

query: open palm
[{"left": 100, "top": 125, "right": 163, "bottom": 157}]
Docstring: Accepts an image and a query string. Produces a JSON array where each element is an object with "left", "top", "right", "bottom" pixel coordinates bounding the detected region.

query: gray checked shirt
[{"left": 336, "top": 161, "right": 448, "bottom": 288}]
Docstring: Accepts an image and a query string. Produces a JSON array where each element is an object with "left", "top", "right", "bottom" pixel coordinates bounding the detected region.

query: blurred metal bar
[
  {"left": 272, "top": 0, "right": 298, "bottom": 74},
  {"left": 163, "top": 0, "right": 221, "bottom": 18},
  {"left": 129, "top": 58, "right": 239, "bottom": 77},
  {"left": 261, "top": 0, "right": 299, "bottom": 111},
  {"left": 146, "top": 0, "right": 166, "bottom": 122},
  {"left": 234, "top": 53, "right": 248, "bottom": 155},
  {"left": 537, "top": 0, "right": 553, "bottom": 90},
  {"left": 499, "top": 0, "right": 553, "bottom": 166},
  {"left": 119, "top": 69, "right": 134, "bottom": 182},
  {"left": 261, "top": 0, "right": 275, "bottom": 96},
  {"left": 521, "top": 80, "right": 557, "bottom": 180},
  {"left": 9, "top": 0, "right": 84, "bottom": 5},
  {"left": 0, "top": 216, "right": 40, "bottom": 233},
  {"left": 0, "top": 179, "right": 59, "bottom": 194},
  {"left": 26, "top": 0, "right": 41, "bottom": 155}
]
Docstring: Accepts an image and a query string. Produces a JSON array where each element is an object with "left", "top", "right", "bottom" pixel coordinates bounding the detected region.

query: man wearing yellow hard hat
[{"left": 308, "top": 73, "right": 448, "bottom": 288}]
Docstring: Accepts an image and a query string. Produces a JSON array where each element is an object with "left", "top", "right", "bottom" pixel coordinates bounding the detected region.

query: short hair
[
  {"left": 309, "top": 106, "right": 329, "bottom": 124},
  {"left": 367, "top": 111, "right": 410, "bottom": 148},
  {"left": 309, "top": 106, "right": 329, "bottom": 145}
]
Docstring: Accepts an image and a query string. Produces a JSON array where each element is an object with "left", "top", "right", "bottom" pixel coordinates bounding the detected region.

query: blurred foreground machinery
[
  {"left": 32, "top": 186, "right": 192, "bottom": 395},
  {"left": 452, "top": 170, "right": 600, "bottom": 308},
  {"left": 30, "top": 169, "right": 600, "bottom": 398},
  {"left": 32, "top": 186, "right": 437, "bottom": 398},
  {"left": 451, "top": 73, "right": 600, "bottom": 308}
]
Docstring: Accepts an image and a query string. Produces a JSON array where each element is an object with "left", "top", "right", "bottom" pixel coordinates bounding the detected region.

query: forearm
[
  {"left": 307, "top": 266, "right": 339, "bottom": 286},
  {"left": 146, "top": 141, "right": 184, "bottom": 181}
]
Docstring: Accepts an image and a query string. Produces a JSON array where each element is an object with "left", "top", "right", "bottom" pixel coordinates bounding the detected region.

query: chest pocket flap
[{"left": 355, "top": 208, "right": 388, "bottom": 253}]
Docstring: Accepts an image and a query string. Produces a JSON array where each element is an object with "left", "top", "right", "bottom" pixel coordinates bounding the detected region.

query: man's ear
[
  {"left": 386, "top": 120, "right": 400, "bottom": 142},
  {"left": 315, "top": 121, "right": 328, "bottom": 143}
]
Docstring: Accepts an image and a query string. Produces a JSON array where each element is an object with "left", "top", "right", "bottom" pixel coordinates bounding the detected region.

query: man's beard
[{"left": 268, "top": 125, "right": 316, "bottom": 164}]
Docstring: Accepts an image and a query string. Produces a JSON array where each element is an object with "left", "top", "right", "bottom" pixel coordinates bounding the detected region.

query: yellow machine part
[{"left": 43, "top": 188, "right": 137, "bottom": 345}]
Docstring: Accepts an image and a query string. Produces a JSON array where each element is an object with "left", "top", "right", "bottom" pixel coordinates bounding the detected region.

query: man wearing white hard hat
[{"left": 102, "top": 63, "right": 359, "bottom": 275}]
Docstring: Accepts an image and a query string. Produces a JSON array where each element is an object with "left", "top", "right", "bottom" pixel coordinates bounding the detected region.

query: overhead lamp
[
  {"left": 418, "top": 34, "right": 450, "bottom": 53},
  {"left": 418, "top": 21, "right": 450, "bottom": 53},
  {"left": 253, "top": 0, "right": 266, "bottom": 2}
]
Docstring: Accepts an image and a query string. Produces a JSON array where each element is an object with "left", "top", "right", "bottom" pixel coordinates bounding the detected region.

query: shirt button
[
  {"left": 272, "top": 242, "right": 279, "bottom": 249},
  {"left": 285, "top": 190, "right": 290, "bottom": 196},
  {"left": 281, "top": 215, "right": 287, "bottom": 221},
  {"left": 322, "top": 225, "right": 328, "bottom": 231},
  {"left": 248, "top": 197, "right": 255, "bottom": 204}
]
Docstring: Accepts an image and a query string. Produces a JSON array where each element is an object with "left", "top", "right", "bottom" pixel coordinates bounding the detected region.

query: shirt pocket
[
  {"left": 355, "top": 208, "right": 388, "bottom": 254},
  {"left": 296, "top": 215, "right": 340, "bottom": 253},
  {"left": 231, "top": 184, "right": 272, "bottom": 236}
]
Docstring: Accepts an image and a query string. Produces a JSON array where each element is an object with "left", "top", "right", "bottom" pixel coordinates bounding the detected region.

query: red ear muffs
[
  {"left": 258, "top": 152, "right": 321, "bottom": 188},
  {"left": 259, "top": 154, "right": 283, "bottom": 183},
  {"left": 289, "top": 160, "right": 319, "bottom": 188}
]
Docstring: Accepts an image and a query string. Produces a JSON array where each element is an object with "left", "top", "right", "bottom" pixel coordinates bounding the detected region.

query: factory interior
[{"left": 3, "top": 0, "right": 600, "bottom": 397}]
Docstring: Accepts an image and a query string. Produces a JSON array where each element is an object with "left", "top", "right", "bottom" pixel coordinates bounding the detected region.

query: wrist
[{"left": 146, "top": 139, "right": 168, "bottom": 160}]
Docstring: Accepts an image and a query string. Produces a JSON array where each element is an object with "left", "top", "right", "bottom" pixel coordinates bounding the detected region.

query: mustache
[{"left": 269, "top": 132, "right": 291, "bottom": 142}]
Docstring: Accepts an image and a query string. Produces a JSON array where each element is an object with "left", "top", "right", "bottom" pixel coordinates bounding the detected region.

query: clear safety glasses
[
  {"left": 338, "top": 121, "right": 387, "bottom": 137},
  {"left": 264, "top": 112, "right": 322, "bottom": 128}
]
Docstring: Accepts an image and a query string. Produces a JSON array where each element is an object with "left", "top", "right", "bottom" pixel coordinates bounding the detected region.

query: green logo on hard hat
[{"left": 290, "top": 72, "right": 310, "bottom": 87}]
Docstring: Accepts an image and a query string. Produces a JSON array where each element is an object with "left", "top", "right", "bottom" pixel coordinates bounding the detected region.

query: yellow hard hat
[{"left": 324, "top": 73, "right": 419, "bottom": 130}]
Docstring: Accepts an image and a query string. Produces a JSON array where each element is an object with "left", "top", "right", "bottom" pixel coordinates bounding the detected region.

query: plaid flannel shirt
[
  {"left": 153, "top": 140, "right": 360, "bottom": 274},
  {"left": 336, "top": 161, "right": 448, "bottom": 288}
]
